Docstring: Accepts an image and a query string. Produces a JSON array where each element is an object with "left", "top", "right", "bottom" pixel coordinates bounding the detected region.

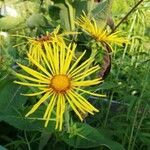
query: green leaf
[
  {"left": 0, "top": 76, "right": 55, "bottom": 132},
  {"left": 0, "top": 107, "right": 55, "bottom": 132},
  {"left": 0, "top": 77, "right": 27, "bottom": 115},
  {"left": 26, "top": 14, "right": 47, "bottom": 28},
  {"left": 38, "top": 131, "right": 52, "bottom": 150},
  {"left": 87, "top": 0, "right": 96, "bottom": 15},
  {"left": 0, "top": 145, "right": 7, "bottom": 150},
  {"left": 0, "top": 16, "right": 24, "bottom": 30},
  {"left": 91, "top": 0, "right": 112, "bottom": 21},
  {"left": 73, "top": 0, "right": 88, "bottom": 17},
  {"left": 56, "top": 3, "right": 71, "bottom": 31},
  {"left": 54, "top": 0, "right": 76, "bottom": 31},
  {"left": 48, "top": 6, "right": 60, "bottom": 21},
  {"left": 61, "top": 123, "right": 125, "bottom": 149}
]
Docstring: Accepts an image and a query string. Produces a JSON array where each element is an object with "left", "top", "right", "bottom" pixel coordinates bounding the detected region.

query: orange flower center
[
  {"left": 36, "top": 34, "right": 51, "bottom": 42},
  {"left": 51, "top": 75, "right": 71, "bottom": 93}
]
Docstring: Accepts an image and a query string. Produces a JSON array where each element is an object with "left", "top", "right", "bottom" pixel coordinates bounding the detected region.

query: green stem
[
  {"left": 131, "top": 105, "right": 148, "bottom": 150},
  {"left": 115, "top": 10, "right": 137, "bottom": 85},
  {"left": 24, "top": 131, "right": 31, "bottom": 150},
  {"left": 65, "top": 0, "right": 75, "bottom": 31},
  {"left": 128, "top": 100, "right": 141, "bottom": 150},
  {"left": 127, "top": 64, "right": 149, "bottom": 150},
  {"left": 122, "top": 12, "right": 137, "bottom": 59},
  {"left": 122, "top": 127, "right": 130, "bottom": 146},
  {"left": 111, "top": 0, "right": 144, "bottom": 33},
  {"left": 103, "top": 92, "right": 114, "bottom": 127}
]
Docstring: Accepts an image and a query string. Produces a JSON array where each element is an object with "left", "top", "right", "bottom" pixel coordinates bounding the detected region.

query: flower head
[
  {"left": 76, "top": 12, "right": 128, "bottom": 47},
  {"left": 14, "top": 43, "right": 105, "bottom": 131},
  {"left": 14, "top": 26, "right": 78, "bottom": 64},
  {"left": 28, "top": 26, "right": 65, "bottom": 64}
]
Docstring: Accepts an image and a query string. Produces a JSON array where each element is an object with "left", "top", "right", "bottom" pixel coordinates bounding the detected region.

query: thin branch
[{"left": 111, "top": 0, "right": 144, "bottom": 33}]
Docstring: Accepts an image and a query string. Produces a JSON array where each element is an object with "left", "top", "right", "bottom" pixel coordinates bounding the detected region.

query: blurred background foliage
[{"left": 0, "top": 0, "right": 150, "bottom": 150}]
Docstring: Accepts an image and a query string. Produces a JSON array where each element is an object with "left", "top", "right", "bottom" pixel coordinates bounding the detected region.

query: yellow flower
[
  {"left": 28, "top": 26, "right": 65, "bottom": 64},
  {"left": 14, "top": 26, "right": 78, "bottom": 64},
  {"left": 76, "top": 12, "right": 128, "bottom": 47},
  {"left": 14, "top": 43, "right": 105, "bottom": 131}
]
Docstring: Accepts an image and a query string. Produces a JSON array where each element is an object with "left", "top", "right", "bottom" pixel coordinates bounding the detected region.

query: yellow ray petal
[
  {"left": 52, "top": 43, "right": 59, "bottom": 74},
  {"left": 44, "top": 93, "right": 56, "bottom": 127},
  {"left": 60, "top": 45, "right": 65, "bottom": 74},
  {"left": 70, "top": 57, "right": 94, "bottom": 77},
  {"left": 55, "top": 94, "right": 61, "bottom": 129},
  {"left": 68, "top": 91, "right": 92, "bottom": 115},
  {"left": 74, "top": 87, "right": 106, "bottom": 97},
  {"left": 71, "top": 90, "right": 99, "bottom": 112},
  {"left": 26, "top": 92, "right": 51, "bottom": 117},
  {"left": 59, "top": 95, "right": 65, "bottom": 131},
  {"left": 63, "top": 44, "right": 76, "bottom": 74},
  {"left": 17, "top": 63, "right": 49, "bottom": 81},
  {"left": 40, "top": 46, "right": 54, "bottom": 74},
  {"left": 28, "top": 54, "right": 51, "bottom": 77},
  {"left": 65, "top": 94, "right": 83, "bottom": 121},
  {"left": 44, "top": 42, "right": 56, "bottom": 74},
  {"left": 72, "top": 79, "right": 102, "bottom": 87},
  {"left": 16, "top": 73, "right": 49, "bottom": 84},
  {"left": 67, "top": 91, "right": 86, "bottom": 114},
  {"left": 14, "top": 81, "right": 48, "bottom": 87},
  {"left": 21, "top": 89, "right": 49, "bottom": 97},
  {"left": 43, "top": 93, "right": 56, "bottom": 120},
  {"left": 67, "top": 51, "right": 86, "bottom": 74},
  {"left": 73, "top": 65, "right": 100, "bottom": 81}
]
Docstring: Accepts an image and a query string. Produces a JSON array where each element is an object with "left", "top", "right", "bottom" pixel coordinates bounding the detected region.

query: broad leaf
[
  {"left": 61, "top": 123, "right": 125, "bottom": 149},
  {"left": 27, "top": 14, "right": 47, "bottom": 28},
  {"left": 91, "top": 0, "right": 112, "bottom": 21},
  {"left": 0, "top": 16, "right": 24, "bottom": 30},
  {"left": 0, "top": 76, "right": 55, "bottom": 133},
  {"left": 53, "top": 0, "right": 75, "bottom": 31},
  {"left": 0, "top": 145, "right": 7, "bottom": 150}
]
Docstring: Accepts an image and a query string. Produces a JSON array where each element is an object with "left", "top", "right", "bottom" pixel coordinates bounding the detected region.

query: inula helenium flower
[
  {"left": 14, "top": 26, "right": 77, "bottom": 64},
  {"left": 14, "top": 43, "right": 105, "bottom": 131},
  {"left": 28, "top": 26, "right": 66, "bottom": 64},
  {"left": 76, "top": 12, "right": 128, "bottom": 47}
]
